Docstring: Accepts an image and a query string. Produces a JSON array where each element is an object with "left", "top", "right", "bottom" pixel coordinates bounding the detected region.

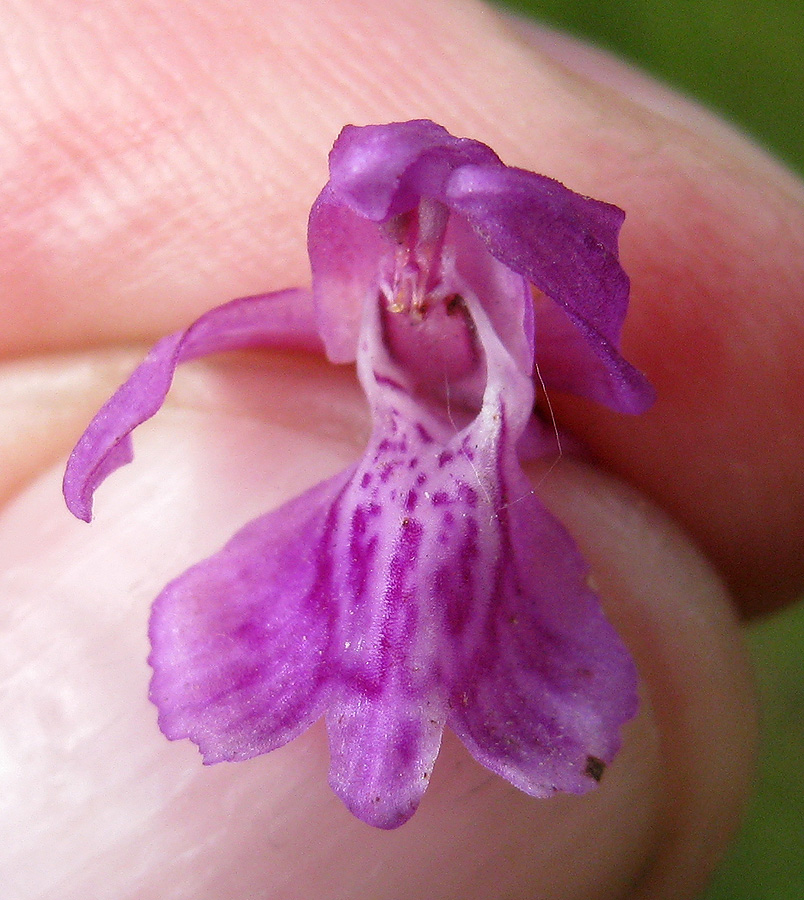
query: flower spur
[{"left": 63, "top": 120, "right": 653, "bottom": 829}]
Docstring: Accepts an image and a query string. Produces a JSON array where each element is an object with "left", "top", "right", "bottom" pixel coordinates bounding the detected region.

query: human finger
[{"left": 0, "top": 350, "right": 755, "bottom": 900}]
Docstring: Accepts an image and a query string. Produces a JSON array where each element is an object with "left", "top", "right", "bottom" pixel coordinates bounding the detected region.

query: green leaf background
[{"left": 501, "top": 2, "right": 804, "bottom": 897}]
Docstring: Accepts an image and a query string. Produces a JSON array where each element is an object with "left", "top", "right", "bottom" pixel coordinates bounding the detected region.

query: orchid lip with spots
[{"left": 63, "top": 120, "right": 653, "bottom": 829}]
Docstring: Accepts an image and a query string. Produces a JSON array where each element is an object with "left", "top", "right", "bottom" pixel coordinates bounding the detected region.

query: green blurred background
[
  {"left": 500, "top": 1, "right": 803, "bottom": 897},
  {"left": 503, "top": 0, "right": 804, "bottom": 172}
]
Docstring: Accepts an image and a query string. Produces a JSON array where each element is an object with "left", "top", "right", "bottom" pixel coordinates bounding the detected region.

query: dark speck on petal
[{"left": 584, "top": 756, "right": 606, "bottom": 782}]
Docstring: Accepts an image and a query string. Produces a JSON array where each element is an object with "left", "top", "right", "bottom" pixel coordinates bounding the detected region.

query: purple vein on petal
[{"left": 148, "top": 468, "right": 354, "bottom": 763}]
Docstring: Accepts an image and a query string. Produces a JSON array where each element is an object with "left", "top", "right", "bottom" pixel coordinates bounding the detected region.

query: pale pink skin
[{"left": 2, "top": 0, "right": 803, "bottom": 897}]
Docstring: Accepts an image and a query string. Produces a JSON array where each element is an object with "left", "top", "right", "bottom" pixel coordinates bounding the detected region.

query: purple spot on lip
[
  {"left": 415, "top": 423, "right": 434, "bottom": 444},
  {"left": 459, "top": 437, "right": 476, "bottom": 462},
  {"left": 351, "top": 505, "right": 368, "bottom": 537},
  {"left": 361, "top": 472, "right": 372, "bottom": 488},
  {"left": 430, "top": 491, "right": 449, "bottom": 506},
  {"left": 374, "top": 372, "right": 405, "bottom": 392},
  {"left": 458, "top": 484, "right": 479, "bottom": 508},
  {"left": 404, "top": 490, "right": 419, "bottom": 512},
  {"left": 437, "top": 451, "right": 453, "bottom": 468},
  {"left": 380, "top": 461, "right": 401, "bottom": 483}
]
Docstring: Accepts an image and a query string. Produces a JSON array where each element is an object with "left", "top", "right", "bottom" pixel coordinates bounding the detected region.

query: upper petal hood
[
  {"left": 325, "top": 119, "right": 501, "bottom": 221},
  {"left": 309, "top": 120, "right": 653, "bottom": 413}
]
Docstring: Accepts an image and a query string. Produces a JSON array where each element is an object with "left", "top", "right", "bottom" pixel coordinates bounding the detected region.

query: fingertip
[{"left": 532, "top": 457, "right": 758, "bottom": 898}]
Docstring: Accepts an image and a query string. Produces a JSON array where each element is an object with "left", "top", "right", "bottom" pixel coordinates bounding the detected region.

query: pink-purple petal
[
  {"left": 327, "top": 120, "right": 500, "bottom": 221},
  {"left": 446, "top": 164, "right": 629, "bottom": 343},
  {"left": 437, "top": 293, "right": 636, "bottom": 794},
  {"left": 445, "top": 164, "right": 654, "bottom": 412},
  {"left": 63, "top": 288, "right": 319, "bottom": 522},
  {"left": 308, "top": 190, "right": 388, "bottom": 363},
  {"left": 447, "top": 466, "right": 638, "bottom": 795},
  {"left": 148, "top": 471, "right": 351, "bottom": 764},
  {"left": 327, "top": 688, "right": 445, "bottom": 829},
  {"left": 531, "top": 291, "right": 655, "bottom": 412},
  {"left": 447, "top": 215, "right": 535, "bottom": 377}
]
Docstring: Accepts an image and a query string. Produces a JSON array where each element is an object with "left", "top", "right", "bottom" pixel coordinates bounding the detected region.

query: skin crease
[{"left": 0, "top": 0, "right": 799, "bottom": 896}]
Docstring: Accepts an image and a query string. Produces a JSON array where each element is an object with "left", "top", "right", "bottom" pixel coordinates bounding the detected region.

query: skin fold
[{"left": 1, "top": 1, "right": 801, "bottom": 897}]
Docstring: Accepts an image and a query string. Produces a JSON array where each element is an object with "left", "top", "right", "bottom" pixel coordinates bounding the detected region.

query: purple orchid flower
[{"left": 63, "top": 120, "right": 653, "bottom": 829}]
